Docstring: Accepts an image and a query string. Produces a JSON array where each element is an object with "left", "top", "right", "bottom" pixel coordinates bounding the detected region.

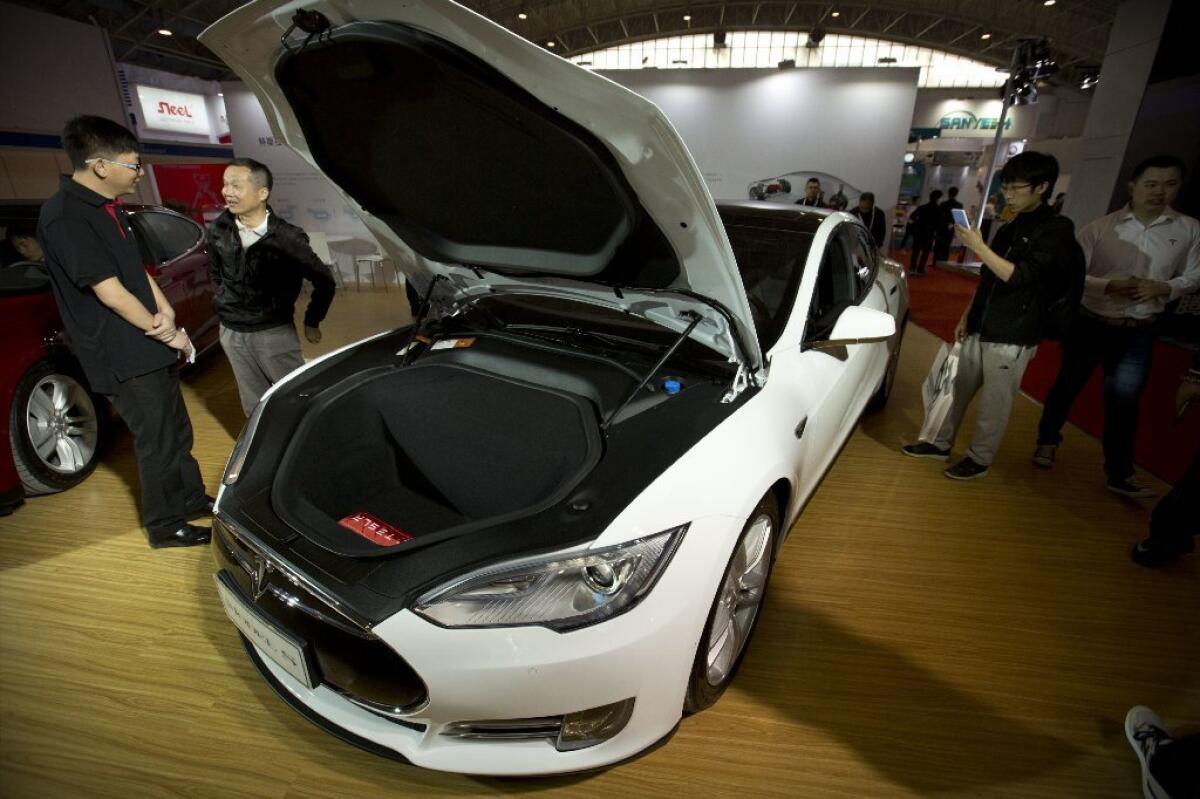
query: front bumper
[{"left": 214, "top": 514, "right": 742, "bottom": 776}]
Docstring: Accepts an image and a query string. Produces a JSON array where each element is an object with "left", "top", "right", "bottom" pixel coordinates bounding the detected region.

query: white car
[{"left": 201, "top": 0, "right": 908, "bottom": 777}]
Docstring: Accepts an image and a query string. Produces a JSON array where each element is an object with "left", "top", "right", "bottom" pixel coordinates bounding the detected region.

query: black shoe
[
  {"left": 901, "top": 442, "right": 951, "bottom": 460},
  {"left": 149, "top": 523, "right": 212, "bottom": 549},
  {"left": 185, "top": 494, "right": 216, "bottom": 521},
  {"left": 1106, "top": 478, "right": 1158, "bottom": 500},
  {"left": 1130, "top": 538, "right": 1194, "bottom": 568},
  {"left": 944, "top": 457, "right": 989, "bottom": 480}
]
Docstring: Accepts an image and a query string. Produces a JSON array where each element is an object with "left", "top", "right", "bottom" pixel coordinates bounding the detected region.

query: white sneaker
[{"left": 1124, "top": 705, "right": 1172, "bottom": 799}]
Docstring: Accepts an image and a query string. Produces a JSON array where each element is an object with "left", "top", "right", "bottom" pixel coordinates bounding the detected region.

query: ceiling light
[
  {"left": 981, "top": 33, "right": 991, "bottom": 40},
  {"left": 547, "top": 41, "right": 555, "bottom": 47},
  {"left": 157, "top": 27, "right": 173, "bottom": 36},
  {"left": 683, "top": 14, "right": 691, "bottom": 21},
  {"left": 518, "top": 12, "right": 527, "bottom": 19},
  {"left": 831, "top": 11, "right": 841, "bottom": 17},
  {"left": 1043, "top": 0, "right": 1056, "bottom": 5}
]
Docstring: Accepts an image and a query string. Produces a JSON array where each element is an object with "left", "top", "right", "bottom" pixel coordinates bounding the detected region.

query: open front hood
[{"left": 200, "top": 0, "right": 761, "bottom": 370}]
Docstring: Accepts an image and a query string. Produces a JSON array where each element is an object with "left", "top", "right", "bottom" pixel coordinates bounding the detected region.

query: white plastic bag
[{"left": 919, "top": 341, "right": 960, "bottom": 443}]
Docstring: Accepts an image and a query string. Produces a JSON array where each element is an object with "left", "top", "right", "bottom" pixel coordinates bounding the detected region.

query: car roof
[{"left": 715, "top": 200, "right": 830, "bottom": 235}]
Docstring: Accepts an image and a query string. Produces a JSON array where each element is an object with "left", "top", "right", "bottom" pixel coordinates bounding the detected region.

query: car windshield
[{"left": 721, "top": 222, "right": 814, "bottom": 352}]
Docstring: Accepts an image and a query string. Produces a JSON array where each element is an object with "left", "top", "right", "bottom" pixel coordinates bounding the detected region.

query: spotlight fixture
[
  {"left": 831, "top": 10, "right": 840, "bottom": 17},
  {"left": 806, "top": 27, "right": 825, "bottom": 48},
  {"left": 518, "top": 12, "right": 527, "bottom": 19},
  {"left": 547, "top": 40, "right": 555, "bottom": 47},
  {"left": 683, "top": 14, "right": 691, "bottom": 21},
  {"left": 981, "top": 33, "right": 992, "bottom": 40},
  {"left": 1078, "top": 69, "right": 1099, "bottom": 90},
  {"left": 157, "top": 27, "right": 173, "bottom": 36},
  {"left": 1043, "top": 0, "right": 1056, "bottom": 5},
  {"left": 713, "top": 30, "right": 727, "bottom": 48}
]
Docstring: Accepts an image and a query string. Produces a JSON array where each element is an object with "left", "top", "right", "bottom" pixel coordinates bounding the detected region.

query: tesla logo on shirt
[{"left": 338, "top": 512, "right": 414, "bottom": 547}]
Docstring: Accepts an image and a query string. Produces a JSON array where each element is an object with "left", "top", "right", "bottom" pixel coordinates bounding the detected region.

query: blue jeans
[{"left": 1036, "top": 313, "right": 1154, "bottom": 482}]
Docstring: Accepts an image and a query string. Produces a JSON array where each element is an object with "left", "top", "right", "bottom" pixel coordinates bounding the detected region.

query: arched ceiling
[{"left": 13, "top": 0, "right": 1116, "bottom": 81}]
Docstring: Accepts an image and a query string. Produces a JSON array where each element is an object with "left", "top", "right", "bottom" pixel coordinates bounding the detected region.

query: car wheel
[
  {"left": 8, "top": 359, "right": 104, "bottom": 495},
  {"left": 867, "top": 316, "right": 906, "bottom": 411},
  {"left": 684, "top": 493, "right": 778, "bottom": 713}
]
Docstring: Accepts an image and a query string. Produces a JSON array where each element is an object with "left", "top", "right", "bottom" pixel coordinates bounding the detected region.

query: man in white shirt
[{"left": 1034, "top": 155, "right": 1200, "bottom": 498}]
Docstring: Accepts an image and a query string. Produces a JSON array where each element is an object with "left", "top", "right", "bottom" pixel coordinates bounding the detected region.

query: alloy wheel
[
  {"left": 24, "top": 374, "right": 99, "bottom": 474},
  {"left": 705, "top": 513, "right": 773, "bottom": 686}
]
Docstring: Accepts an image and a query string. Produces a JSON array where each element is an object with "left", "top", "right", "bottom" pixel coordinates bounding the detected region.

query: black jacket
[
  {"left": 207, "top": 208, "right": 336, "bottom": 332},
  {"left": 850, "top": 206, "right": 887, "bottom": 248},
  {"left": 965, "top": 204, "right": 1084, "bottom": 346},
  {"left": 909, "top": 201, "right": 940, "bottom": 241}
]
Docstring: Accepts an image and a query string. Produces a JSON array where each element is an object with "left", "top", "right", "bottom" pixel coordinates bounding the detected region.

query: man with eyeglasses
[
  {"left": 1033, "top": 155, "right": 1199, "bottom": 499},
  {"left": 35, "top": 115, "right": 211, "bottom": 549},
  {"left": 903, "top": 151, "right": 1085, "bottom": 480}
]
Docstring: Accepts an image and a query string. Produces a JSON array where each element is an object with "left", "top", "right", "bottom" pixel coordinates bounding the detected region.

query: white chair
[
  {"left": 355, "top": 253, "right": 391, "bottom": 292},
  {"left": 305, "top": 230, "right": 346, "bottom": 292}
]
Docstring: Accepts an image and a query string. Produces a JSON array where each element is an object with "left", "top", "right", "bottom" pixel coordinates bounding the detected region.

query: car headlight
[{"left": 413, "top": 525, "right": 688, "bottom": 631}]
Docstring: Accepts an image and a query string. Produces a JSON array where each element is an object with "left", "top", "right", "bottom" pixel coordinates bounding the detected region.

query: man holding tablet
[{"left": 902, "top": 152, "right": 1085, "bottom": 480}]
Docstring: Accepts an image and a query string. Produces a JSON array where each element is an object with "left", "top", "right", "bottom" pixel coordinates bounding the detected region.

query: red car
[{"left": 1, "top": 203, "right": 219, "bottom": 514}]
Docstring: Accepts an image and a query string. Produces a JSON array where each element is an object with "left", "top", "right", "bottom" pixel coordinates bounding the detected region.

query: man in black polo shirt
[{"left": 36, "top": 116, "right": 211, "bottom": 548}]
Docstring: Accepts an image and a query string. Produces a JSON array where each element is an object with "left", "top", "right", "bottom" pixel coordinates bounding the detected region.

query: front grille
[
  {"left": 213, "top": 518, "right": 428, "bottom": 716},
  {"left": 441, "top": 717, "right": 563, "bottom": 741}
]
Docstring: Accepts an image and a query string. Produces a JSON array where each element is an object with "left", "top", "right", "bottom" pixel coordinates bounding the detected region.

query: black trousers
[
  {"left": 108, "top": 365, "right": 206, "bottom": 538},
  {"left": 1152, "top": 732, "right": 1200, "bottom": 799},
  {"left": 910, "top": 236, "right": 934, "bottom": 273},
  {"left": 1148, "top": 451, "right": 1199, "bottom": 555},
  {"left": 1036, "top": 314, "right": 1154, "bottom": 482}
]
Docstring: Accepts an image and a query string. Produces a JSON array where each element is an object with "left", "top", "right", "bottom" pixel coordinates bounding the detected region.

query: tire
[
  {"left": 867, "top": 316, "right": 906, "bottom": 411},
  {"left": 684, "top": 494, "right": 779, "bottom": 713},
  {"left": 8, "top": 359, "right": 105, "bottom": 495}
]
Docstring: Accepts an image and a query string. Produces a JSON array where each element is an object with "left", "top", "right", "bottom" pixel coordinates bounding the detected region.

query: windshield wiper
[
  {"left": 503, "top": 324, "right": 661, "bottom": 354},
  {"left": 602, "top": 311, "right": 702, "bottom": 433}
]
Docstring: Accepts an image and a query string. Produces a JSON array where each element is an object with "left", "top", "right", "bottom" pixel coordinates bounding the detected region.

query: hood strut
[
  {"left": 602, "top": 311, "right": 702, "bottom": 433},
  {"left": 400, "top": 274, "right": 448, "bottom": 365}
]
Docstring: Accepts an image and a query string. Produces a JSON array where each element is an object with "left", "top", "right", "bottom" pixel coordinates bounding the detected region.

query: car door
[
  {"left": 767, "top": 222, "right": 890, "bottom": 513},
  {"left": 127, "top": 209, "right": 218, "bottom": 347}
]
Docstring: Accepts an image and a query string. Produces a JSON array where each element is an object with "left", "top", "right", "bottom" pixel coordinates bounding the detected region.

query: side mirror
[{"left": 811, "top": 305, "right": 896, "bottom": 349}]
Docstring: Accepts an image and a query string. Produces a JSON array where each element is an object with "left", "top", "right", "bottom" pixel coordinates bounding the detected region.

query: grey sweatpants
[
  {"left": 928, "top": 334, "right": 1037, "bottom": 466},
  {"left": 219, "top": 324, "right": 305, "bottom": 416}
]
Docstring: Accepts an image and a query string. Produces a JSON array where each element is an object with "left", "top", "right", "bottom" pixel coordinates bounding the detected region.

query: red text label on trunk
[{"left": 338, "top": 512, "right": 413, "bottom": 547}]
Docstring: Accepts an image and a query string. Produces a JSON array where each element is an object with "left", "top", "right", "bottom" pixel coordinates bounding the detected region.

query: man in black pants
[
  {"left": 1033, "top": 155, "right": 1199, "bottom": 498},
  {"left": 37, "top": 116, "right": 210, "bottom": 548},
  {"left": 908, "top": 190, "right": 941, "bottom": 275}
]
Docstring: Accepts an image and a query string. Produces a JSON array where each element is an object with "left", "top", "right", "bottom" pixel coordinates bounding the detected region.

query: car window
[
  {"left": 130, "top": 211, "right": 202, "bottom": 264},
  {"left": 805, "top": 227, "right": 859, "bottom": 343},
  {"left": 722, "top": 223, "right": 813, "bottom": 352},
  {"left": 845, "top": 225, "right": 878, "bottom": 299}
]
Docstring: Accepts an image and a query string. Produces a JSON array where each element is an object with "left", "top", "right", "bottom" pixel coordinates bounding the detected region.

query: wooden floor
[{"left": 1, "top": 290, "right": 1196, "bottom": 798}]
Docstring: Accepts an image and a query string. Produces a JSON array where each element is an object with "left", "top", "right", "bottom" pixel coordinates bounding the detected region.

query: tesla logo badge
[{"left": 250, "top": 556, "right": 270, "bottom": 601}]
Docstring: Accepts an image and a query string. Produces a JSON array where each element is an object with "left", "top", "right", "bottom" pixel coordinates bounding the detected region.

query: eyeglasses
[
  {"left": 86, "top": 157, "right": 144, "bottom": 173},
  {"left": 1000, "top": 182, "right": 1033, "bottom": 193}
]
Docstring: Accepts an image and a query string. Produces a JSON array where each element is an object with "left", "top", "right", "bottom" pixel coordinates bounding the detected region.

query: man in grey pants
[
  {"left": 207, "top": 158, "right": 336, "bottom": 415},
  {"left": 902, "top": 151, "right": 1085, "bottom": 479}
]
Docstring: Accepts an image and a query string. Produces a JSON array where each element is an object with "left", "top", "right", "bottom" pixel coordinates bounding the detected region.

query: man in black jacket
[
  {"left": 907, "top": 190, "right": 941, "bottom": 275},
  {"left": 903, "top": 152, "right": 1085, "bottom": 480},
  {"left": 38, "top": 116, "right": 210, "bottom": 548},
  {"left": 850, "top": 192, "right": 887, "bottom": 249},
  {"left": 209, "top": 158, "right": 336, "bottom": 415}
]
